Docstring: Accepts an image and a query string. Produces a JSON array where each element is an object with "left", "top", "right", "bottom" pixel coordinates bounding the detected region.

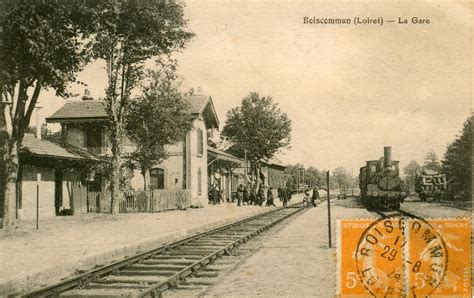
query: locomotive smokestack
[{"left": 384, "top": 146, "right": 392, "bottom": 167}]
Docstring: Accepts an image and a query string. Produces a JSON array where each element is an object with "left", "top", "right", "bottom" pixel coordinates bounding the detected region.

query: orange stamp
[{"left": 337, "top": 217, "right": 471, "bottom": 297}]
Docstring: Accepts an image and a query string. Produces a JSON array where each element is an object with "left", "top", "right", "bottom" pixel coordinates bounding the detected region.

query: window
[
  {"left": 197, "top": 168, "right": 202, "bottom": 194},
  {"left": 85, "top": 126, "right": 103, "bottom": 154},
  {"left": 150, "top": 168, "right": 165, "bottom": 190},
  {"left": 197, "top": 128, "right": 203, "bottom": 156}
]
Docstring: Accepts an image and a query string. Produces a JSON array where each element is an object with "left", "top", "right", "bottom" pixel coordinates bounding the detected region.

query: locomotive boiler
[{"left": 359, "top": 147, "right": 407, "bottom": 210}]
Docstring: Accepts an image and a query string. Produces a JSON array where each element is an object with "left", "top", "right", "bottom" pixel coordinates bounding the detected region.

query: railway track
[
  {"left": 373, "top": 208, "right": 420, "bottom": 219},
  {"left": 26, "top": 204, "right": 305, "bottom": 297}
]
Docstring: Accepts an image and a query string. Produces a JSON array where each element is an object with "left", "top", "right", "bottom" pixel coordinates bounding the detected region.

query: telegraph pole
[
  {"left": 244, "top": 149, "right": 248, "bottom": 188},
  {"left": 327, "top": 170, "right": 332, "bottom": 248},
  {"left": 296, "top": 167, "right": 300, "bottom": 193},
  {"left": 302, "top": 167, "right": 305, "bottom": 191}
]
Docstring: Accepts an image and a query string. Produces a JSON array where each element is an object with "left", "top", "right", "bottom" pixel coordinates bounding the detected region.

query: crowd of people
[{"left": 208, "top": 183, "right": 323, "bottom": 208}]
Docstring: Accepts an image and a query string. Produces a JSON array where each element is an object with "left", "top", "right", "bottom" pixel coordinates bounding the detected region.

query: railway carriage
[
  {"left": 415, "top": 169, "right": 447, "bottom": 201},
  {"left": 359, "top": 147, "right": 407, "bottom": 210}
]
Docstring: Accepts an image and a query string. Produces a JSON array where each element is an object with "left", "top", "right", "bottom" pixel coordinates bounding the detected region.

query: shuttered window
[
  {"left": 197, "top": 128, "right": 203, "bottom": 156},
  {"left": 197, "top": 168, "right": 202, "bottom": 194},
  {"left": 150, "top": 168, "right": 165, "bottom": 190}
]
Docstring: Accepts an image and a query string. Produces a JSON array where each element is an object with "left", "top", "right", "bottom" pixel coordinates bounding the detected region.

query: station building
[
  {"left": 0, "top": 133, "right": 103, "bottom": 220},
  {"left": 261, "top": 158, "right": 287, "bottom": 189},
  {"left": 207, "top": 147, "right": 245, "bottom": 201},
  {"left": 0, "top": 91, "right": 288, "bottom": 221},
  {"left": 45, "top": 92, "right": 220, "bottom": 208},
  {"left": 207, "top": 153, "right": 287, "bottom": 201}
]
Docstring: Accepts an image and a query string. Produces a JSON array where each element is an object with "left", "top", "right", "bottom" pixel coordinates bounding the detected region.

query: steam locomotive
[{"left": 359, "top": 147, "right": 407, "bottom": 210}]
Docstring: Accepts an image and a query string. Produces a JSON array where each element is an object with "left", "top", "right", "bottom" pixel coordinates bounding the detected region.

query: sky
[{"left": 37, "top": 1, "right": 472, "bottom": 174}]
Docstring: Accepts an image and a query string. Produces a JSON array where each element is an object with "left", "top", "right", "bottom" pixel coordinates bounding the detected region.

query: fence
[
  {"left": 83, "top": 189, "right": 191, "bottom": 214},
  {"left": 86, "top": 190, "right": 111, "bottom": 213}
]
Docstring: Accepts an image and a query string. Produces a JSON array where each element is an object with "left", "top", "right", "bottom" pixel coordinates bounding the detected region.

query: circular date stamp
[{"left": 355, "top": 215, "right": 448, "bottom": 297}]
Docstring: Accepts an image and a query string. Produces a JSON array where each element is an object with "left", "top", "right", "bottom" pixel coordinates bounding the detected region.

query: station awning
[{"left": 208, "top": 147, "right": 244, "bottom": 165}]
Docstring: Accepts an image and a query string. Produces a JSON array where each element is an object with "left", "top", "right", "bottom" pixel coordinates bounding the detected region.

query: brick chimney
[{"left": 82, "top": 89, "right": 93, "bottom": 101}]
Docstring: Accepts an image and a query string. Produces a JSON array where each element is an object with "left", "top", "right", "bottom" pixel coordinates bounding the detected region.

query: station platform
[
  {"left": 0, "top": 196, "right": 302, "bottom": 295},
  {"left": 201, "top": 200, "right": 370, "bottom": 297}
]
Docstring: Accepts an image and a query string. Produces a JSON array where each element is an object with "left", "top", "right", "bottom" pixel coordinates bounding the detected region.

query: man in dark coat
[
  {"left": 236, "top": 184, "right": 244, "bottom": 206},
  {"left": 282, "top": 187, "right": 288, "bottom": 207},
  {"left": 249, "top": 185, "right": 257, "bottom": 205},
  {"left": 209, "top": 186, "right": 218, "bottom": 205},
  {"left": 277, "top": 186, "right": 283, "bottom": 202},
  {"left": 311, "top": 187, "right": 319, "bottom": 207},
  {"left": 243, "top": 186, "right": 249, "bottom": 205},
  {"left": 266, "top": 187, "right": 276, "bottom": 206},
  {"left": 257, "top": 185, "right": 265, "bottom": 206}
]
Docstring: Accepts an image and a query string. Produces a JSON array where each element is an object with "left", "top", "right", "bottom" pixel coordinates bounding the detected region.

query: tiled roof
[
  {"left": 47, "top": 96, "right": 208, "bottom": 121},
  {"left": 184, "top": 95, "right": 208, "bottom": 114},
  {"left": 47, "top": 100, "right": 106, "bottom": 121},
  {"left": 185, "top": 95, "right": 219, "bottom": 128},
  {"left": 20, "top": 134, "right": 103, "bottom": 162}
]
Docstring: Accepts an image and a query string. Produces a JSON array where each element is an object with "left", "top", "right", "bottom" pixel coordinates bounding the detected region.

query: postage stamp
[{"left": 337, "top": 217, "right": 471, "bottom": 297}]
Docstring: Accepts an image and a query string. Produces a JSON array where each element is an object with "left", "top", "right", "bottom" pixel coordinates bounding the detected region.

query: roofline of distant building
[
  {"left": 262, "top": 160, "right": 286, "bottom": 170},
  {"left": 46, "top": 116, "right": 107, "bottom": 123}
]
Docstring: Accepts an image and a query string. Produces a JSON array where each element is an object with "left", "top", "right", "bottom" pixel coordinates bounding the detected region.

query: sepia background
[{"left": 37, "top": 1, "right": 472, "bottom": 171}]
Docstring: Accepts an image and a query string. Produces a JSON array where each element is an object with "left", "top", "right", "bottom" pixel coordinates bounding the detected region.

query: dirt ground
[
  {"left": 402, "top": 196, "right": 471, "bottom": 218},
  {"left": 201, "top": 198, "right": 371, "bottom": 297}
]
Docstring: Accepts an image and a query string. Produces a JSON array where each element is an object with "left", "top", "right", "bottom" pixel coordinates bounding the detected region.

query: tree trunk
[
  {"left": 142, "top": 168, "right": 147, "bottom": 191},
  {"left": 255, "top": 161, "right": 261, "bottom": 190},
  {"left": 110, "top": 136, "right": 121, "bottom": 214},
  {"left": 1, "top": 79, "right": 42, "bottom": 228},
  {"left": 3, "top": 140, "right": 19, "bottom": 228}
]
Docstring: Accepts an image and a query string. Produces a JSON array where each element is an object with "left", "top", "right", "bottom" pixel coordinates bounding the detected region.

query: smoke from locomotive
[{"left": 359, "top": 147, "right": 407, "bottom": 210}]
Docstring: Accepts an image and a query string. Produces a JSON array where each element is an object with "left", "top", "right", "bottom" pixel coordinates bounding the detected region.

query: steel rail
[
  {"left": 25, "top": 203, "right": 304, "bottom": 297},
  {"left": 138, "top": 206, "right": 303, "bottom": 297},
  {"left": 373, "top": 209, "right": 420, "bottom": 219}
]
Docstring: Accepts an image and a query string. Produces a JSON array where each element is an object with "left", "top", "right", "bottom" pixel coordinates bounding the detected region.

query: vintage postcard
[{"left": 0, "top": 1, "right": 471, "bottom": 297}]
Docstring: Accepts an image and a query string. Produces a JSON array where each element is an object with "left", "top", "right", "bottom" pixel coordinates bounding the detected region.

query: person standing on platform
[
  {"left": 311, "top": 186, "right": 319, "bottom": 207},
  {"left": 266, "top": 186, "right": 276, "bottom": 206},
  {"left": 287, "top": 187, "right": 292, "bottom": 203},
  {"left": 249, "top": 185, "right": 257, "bottom": 205},
  {"left": 277, "top": 186, "right": 283, "bottom": 202},
  {"left": 282, "top": 187, "right": 288, "bottom": 207},
  {"left": 243, "top": 186, "right": 249, "bottom": 205},
  {"left": 236, "top": 184, "right": 244, "bottom": 206},
  {"left": 209, "top": 186, "right": 218, "bottom": 205},
  {"left": 257, "top": 185, "right": 265, "bottom": 206}
]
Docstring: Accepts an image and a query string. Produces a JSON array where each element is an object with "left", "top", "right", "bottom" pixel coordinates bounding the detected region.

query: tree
[
  {"left": 221, "top": 92, "right": 292, "bottom": 189},
  {"left": 442, "top": 115, "right": 472, "bottom": 199},
  {"left": 403, "top": 160, "right": 421, "bottom": 191},
  {"left": 0, "top": 2, "right": 95, "bottom": 228},
  {"left": 305, "top": 166, "right": 322, "bottom": 187},
  {"left": 332, "top": 167, "right": 351, "bottom": 190},
  {"left": 90, "top": 1, "right": 193, "bottom": 213},
  {"left": 125, "top": 66, "right": 192, "bottom": 189},
  {"left": 423, "top": 151, "right": 441, "bottom": 172}
]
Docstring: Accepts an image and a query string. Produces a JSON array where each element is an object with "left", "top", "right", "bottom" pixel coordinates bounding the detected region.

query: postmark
[{"left": 338, "top": 217, "right": 471, "bottom": 297}]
